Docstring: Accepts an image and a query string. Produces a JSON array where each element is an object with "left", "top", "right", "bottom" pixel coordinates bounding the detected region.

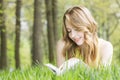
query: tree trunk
[
  {"left": 52, "top": 0, "right": 59, "bottom": 64},
  {"left": 52, "top": 0, "right": 59, "bottom": 44},
  {"left": 0, "top": 32, "right": 2, "bottom": 69},
  {"left": 15, "top": 0, "right": 21, "bottom": 69},
  {"left": 45, "top": 0, "right": 55, "bottom": 63},
  {"left": 0, "top": 0, "right": 7, "bottom": 69},
  {"left": 32, "top": 0, "right": 43, "bottom": 65}
]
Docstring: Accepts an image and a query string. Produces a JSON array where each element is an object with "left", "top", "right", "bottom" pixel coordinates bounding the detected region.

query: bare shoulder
[
  {"left": 98, "top": 38, "right": 113, "bottom": 66},
  {"left": 57, "top": 39, "right": 65, "bottom": 49},
  {"left": 56, "top": 39, "right": 66, "bottom": 67},
  {"left": 98, "top": 38, "right": 113, "bottom": 51}
]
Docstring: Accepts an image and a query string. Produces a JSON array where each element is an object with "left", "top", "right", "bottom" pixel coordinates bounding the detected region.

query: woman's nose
[{"left": 71, "top": 30, "right": 76, "bottom": 38}]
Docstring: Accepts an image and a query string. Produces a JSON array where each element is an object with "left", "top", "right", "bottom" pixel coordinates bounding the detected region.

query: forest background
[{"left": 0, "top": 0, "right": 120, "bottom": 70}]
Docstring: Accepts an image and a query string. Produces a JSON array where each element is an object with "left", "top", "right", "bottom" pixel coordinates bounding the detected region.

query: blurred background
[{"left": 0, "top": 0, "right": 120, "bottom": 70}]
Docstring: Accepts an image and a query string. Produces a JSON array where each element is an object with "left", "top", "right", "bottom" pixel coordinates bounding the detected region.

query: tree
[
  {"left": 52, "top": 0, "right": 59, "bottom": 44},
  {"left": 14, "top": 0, "right": 21, "bottom": 69},
  {"left": 52, "top": 0, "right": 59, "bottom": 64},
  {"left": 45, "top": 0, "right": 55, "bottom": 63},
  {"left": 0, "top": 33, "right": 2, "bottom": 69},
  {"left": 31, "top": 0, "right": 43, "bottom": 65},
  {"left": 0, "top": 0, "right": 7, "bottom": 69}
]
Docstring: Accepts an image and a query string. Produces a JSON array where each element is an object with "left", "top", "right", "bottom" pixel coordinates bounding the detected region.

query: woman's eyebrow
[
  {"left": 66, "top": 28, "right": 71, "bottom": 30},
  {"left": 66, "top": 27, "right": 69, "bottom": 29}
]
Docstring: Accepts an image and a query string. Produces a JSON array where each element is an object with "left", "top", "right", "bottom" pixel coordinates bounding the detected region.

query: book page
[
  {"left": 45, "top": 63, "right": 60, "bottom": 74},
  {"left": 45, "top": 58, "right": 86, "bottom": 75}
]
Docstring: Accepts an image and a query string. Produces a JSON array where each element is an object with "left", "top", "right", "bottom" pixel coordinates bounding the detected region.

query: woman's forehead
[
  {"left": 65, "top": 17, "right": 84, "bottom": 29},
  {"left": 65, "top": 19, "right": 73, "bottom": 28}
]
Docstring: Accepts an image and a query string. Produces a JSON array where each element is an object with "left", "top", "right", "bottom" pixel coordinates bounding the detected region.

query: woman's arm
[
  {"left": 100, "top": 40, "right": 113, "bottom": 66},
  {"left": 56, "top": 39, "right": 65, "bottom": 67}
]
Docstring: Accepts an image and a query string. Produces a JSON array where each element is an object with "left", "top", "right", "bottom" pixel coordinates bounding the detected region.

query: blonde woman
[{"left": 57, "top": 6, "right": 113, "bottom": 68}]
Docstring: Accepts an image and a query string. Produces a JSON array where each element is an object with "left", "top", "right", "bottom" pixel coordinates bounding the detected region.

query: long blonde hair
[{"left": 62, "top": 6, "right": 99, "bottom": 67}]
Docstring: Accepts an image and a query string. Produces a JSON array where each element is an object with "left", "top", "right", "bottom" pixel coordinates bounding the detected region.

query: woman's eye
[
  {"left": 74, "top": 28, "right": 79, "bottom": 31},
  {"left": 74, "top": 28, "right": 81, "bottom": 32},
  {"left": 67, "top": 30, "right": 71, "bottom": 33}
]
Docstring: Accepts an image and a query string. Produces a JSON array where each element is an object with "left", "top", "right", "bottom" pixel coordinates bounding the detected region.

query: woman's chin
[
  {"left": 76, "top": 41, "right": 84, "bottom": 46},
  {"left": 76, "top": 44, "right": 83, "bottom": 46}
]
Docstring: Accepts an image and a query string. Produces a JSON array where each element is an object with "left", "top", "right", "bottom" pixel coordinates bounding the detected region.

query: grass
[{"left": 0, "top": 64, "right": 120, "bottom": 80}]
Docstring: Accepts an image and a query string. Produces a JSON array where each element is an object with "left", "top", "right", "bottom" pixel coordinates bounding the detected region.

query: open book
[{"left": 45, "top": 58, "right": 87, "bottom": 75}]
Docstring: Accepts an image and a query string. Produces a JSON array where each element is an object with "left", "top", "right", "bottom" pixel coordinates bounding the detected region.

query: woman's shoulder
[
  {"left": 98, "top": 38, "right": 113, "bottom": 66},
  {"left": 56, "top": 39, "right": 65, "bottom": 52},
  {"left": 98, "top": 38, "right": 113, "bottom": 55},
  {"left": 56, "top": 39, "right": 66, "bottom": 67},
  {"left": 57, "top": 39, "right": 65, "bottom": 47},
  {"left": 98, "top": 38, "right": 113, "bottom": 48}
]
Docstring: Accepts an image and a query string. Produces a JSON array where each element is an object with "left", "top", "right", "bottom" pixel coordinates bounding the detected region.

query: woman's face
[{"left": 65, "top": 20, "right": 85, "bottom": 46}]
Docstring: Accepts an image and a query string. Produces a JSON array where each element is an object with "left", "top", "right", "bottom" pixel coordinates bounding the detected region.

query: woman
[{"left": 57, "top": 6, "right": 113, "bottom": 68}]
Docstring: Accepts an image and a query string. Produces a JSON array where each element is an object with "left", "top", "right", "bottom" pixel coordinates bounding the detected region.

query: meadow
[{"left": 0, "top": 64, "right": 120, "bottom": 80}]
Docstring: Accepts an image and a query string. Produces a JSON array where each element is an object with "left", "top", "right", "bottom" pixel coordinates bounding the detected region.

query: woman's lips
[{"left": 73, "top": 37, "right": 81, "bottom": 43}]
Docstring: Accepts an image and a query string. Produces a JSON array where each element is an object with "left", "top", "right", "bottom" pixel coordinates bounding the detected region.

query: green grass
[{"left": 0, "top": 65, "right": 120, "bottom": 80}]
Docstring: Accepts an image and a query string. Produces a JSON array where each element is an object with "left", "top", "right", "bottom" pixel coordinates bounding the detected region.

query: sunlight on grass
[{"left": 0, "top": 65, "right": 120, "bottom": 80}]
